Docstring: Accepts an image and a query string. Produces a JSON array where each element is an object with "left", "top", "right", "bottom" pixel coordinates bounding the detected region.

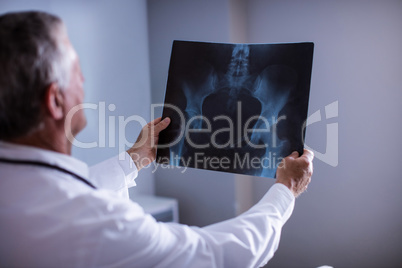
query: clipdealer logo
[
  {"left": 303, "top": 101, "right": 339, "bottom": 167},
  {"left": 66, "top": 100, "right": 339, "bottom": 170}
]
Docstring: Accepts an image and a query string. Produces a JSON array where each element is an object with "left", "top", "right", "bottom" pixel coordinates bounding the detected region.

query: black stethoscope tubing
[{"left": 0, "top": 157, "right": 97, "bottom": 189}]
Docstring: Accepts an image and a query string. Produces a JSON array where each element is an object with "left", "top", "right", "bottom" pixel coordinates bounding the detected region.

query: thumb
[
  {"left": 153, "top": 117, "right": 170, "bottom": 136},
  {"left": 288, "top": 151, "right": 299, "bottom": 159},
  {"left": 302, "top": 148, "right": 314, "bottom": 162}
]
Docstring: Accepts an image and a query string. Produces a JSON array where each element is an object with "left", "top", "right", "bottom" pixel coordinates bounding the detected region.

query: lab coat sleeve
[
  {"left": 88, "top": 152, "right": 137, "bottom": 198},
  {"left": 86, "top": 154, "right": 294, "bottom": 267},
  {"left": 200, "top": 183, "right": 295, "bottom": 267},
  {"left": 77, "top": 183, "right": 294, "bottom": 268}
]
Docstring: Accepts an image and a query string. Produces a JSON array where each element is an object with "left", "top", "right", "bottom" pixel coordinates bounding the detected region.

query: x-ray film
[{"left": 157, "top": 41, "right": 314, "bottom": 179}]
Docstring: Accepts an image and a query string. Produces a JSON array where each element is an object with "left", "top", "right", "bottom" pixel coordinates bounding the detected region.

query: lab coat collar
[{"left": 0, "top": 141, "right": 89, "bottom": 180}]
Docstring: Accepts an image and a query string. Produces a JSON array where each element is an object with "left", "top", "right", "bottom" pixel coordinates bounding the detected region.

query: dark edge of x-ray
[{"left": 156, "top": 40, "right": 314, "bottom": 179}]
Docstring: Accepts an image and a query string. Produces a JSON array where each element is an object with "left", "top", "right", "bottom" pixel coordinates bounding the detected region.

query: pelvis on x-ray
[{"left": 157, "top": 41, "right": 314, "bottom": 179}]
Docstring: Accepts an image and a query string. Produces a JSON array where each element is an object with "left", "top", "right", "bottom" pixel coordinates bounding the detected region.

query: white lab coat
[{"left": 0, "top": 141, "right": 295, "bottom": 267}]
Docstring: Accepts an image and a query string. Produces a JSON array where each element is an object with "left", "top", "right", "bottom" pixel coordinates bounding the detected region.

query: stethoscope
[{"left": 0, "top": 157, "right": 97, "bottom": 189}]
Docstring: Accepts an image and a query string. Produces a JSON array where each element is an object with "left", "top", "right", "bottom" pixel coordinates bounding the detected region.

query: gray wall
[
  {"left": 248, "top": 1, "right": 402, "bottom": 267},
  {"left": 247, "top": 1, "right": 402, "bottom": 267},
  {"left": 148, "top": 0, "right": 402, "bottom": 267},
  {"left": 0, "top": 0, "right": 154, "bottom": 195}
]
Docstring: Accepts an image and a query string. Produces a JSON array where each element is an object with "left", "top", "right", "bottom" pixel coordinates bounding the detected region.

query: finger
[
  {"left": 148, "top": 117, "right": 162, "bottom": 126},
  {"left": 302, "top": 148, "right": 314, "bottom": 162},
  {"left": 287, "top": 151, "right": 299, "bottom": 159},
  {"left": 153, "top": 117, "right": 171, "bottom": 135}
]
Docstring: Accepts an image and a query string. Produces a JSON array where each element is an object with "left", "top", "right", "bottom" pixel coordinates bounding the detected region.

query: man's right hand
[
  {"left": 275, "top": 149, "right": 314, "bottom": 198},
  {"left": 126, "top": 117, "right": 170, "bottom": 171}
]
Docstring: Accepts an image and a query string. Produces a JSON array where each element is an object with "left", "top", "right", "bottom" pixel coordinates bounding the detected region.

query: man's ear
[{"left": 44, "top": 83, "right": 64, "bottom": 120}]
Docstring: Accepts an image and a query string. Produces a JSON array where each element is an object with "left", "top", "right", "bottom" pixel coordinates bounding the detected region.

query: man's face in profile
[{"left": 60, "top": 31, "right": 86, "bottom": 138}]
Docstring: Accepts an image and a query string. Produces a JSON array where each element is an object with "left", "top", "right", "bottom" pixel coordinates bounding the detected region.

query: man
[{"left": 0, "top": 11, "right": 313, "bottom": 267}]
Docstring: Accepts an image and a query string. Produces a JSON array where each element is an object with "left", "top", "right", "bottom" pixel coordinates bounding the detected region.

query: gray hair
[{"left": 0, "top": 11, "right": 73, "bottom": 140}]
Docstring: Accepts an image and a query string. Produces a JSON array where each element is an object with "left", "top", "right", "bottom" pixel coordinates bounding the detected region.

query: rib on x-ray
[{"left": 157, "top": 41, "right": 314, "bottom": 179}]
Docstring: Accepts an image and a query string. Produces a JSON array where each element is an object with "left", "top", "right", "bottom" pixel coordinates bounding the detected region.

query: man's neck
[{"left": 7, "top": 128, "right": 72, "bottom": 155}]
